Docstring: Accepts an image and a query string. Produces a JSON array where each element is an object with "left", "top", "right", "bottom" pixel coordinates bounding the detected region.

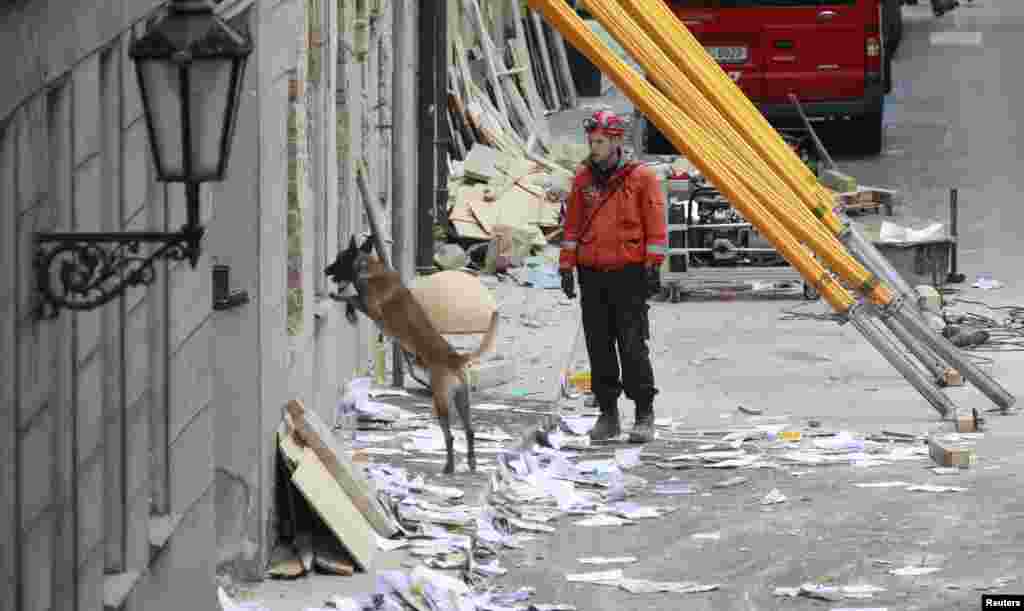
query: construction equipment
[{"left": 527, "top": 0, "right": 1014, "bottom": 418}]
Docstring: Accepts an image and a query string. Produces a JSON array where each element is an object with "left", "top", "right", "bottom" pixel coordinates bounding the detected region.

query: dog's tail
[{"left": 455, "top": 310, "right": 500, "bottom": 369}]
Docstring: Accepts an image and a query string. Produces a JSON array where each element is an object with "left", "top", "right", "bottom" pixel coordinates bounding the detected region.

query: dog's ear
[
  {"left": 360, "top": 237, "right": 374, "bottom": 254},
  {"left": 348, "top": 235, "right": 358, "bottom": 251}
]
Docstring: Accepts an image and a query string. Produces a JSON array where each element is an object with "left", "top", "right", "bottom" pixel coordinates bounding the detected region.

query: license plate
[{"left": 706, "top": 46, "right": 748, "bottom": 64}]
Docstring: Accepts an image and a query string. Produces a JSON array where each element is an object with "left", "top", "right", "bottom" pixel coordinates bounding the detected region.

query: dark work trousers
[{"left": 578, "top": 264, "right": 658, "bottom": 407}]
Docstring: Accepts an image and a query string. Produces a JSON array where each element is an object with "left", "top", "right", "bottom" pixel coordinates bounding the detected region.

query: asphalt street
[{"left": 247, "top": 2, "right": 1024, "bottom": 610}]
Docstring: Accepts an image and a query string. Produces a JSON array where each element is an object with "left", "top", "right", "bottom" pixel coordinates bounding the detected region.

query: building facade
[{"left": 0, "top": 0, "right": 418, "bottom": 609}]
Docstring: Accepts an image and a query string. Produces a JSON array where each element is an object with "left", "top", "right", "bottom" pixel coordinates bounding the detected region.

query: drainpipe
[
  {"left": 434, "top": 0, "right": 450, "bottom": 259},
  {"left": 416, "top": 0, "right": 437, "bottom": 272},
  {"left": 392, "top": 0, "right": 417, "bottom": 386}
]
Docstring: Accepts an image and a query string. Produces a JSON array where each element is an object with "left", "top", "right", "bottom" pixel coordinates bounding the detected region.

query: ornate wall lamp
[{"left": 34, "top": 0, "right": 252, "bottom": 320}]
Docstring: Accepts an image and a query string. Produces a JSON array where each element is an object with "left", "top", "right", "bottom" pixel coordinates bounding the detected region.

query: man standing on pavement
[{"left": 559, "top": 110, "right": 668, "bottom": 443}]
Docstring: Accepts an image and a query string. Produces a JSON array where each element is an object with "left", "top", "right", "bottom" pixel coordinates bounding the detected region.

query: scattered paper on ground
[
  {"left": 566, "top": 569, "right": 624, "bottom": 583},
  {"left": 890, "top": 566, "right": 942, "bottom": 576},
  {"left": 578, "top": 556, "right": 639, "bottom": 565}
]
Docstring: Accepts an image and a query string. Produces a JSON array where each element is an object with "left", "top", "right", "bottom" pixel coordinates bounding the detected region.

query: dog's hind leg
[
  {"left": 432, "top": 370, "right": 457, "bottom": 475},
  {"left": 452, "top": 379, "right": 475, "bottom": 473}
]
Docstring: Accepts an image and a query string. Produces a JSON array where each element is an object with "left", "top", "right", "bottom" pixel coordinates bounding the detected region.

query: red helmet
[{"left": 583, "top": 110, "right": 626, "bottom": 137}]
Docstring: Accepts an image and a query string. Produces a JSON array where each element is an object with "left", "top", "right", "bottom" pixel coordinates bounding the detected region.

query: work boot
[
  {"left": 629, "top": 401, "right": 655, "bottom": 444},
  {"left": 589, "top": 398, "right": 621, "bottom": 441}
]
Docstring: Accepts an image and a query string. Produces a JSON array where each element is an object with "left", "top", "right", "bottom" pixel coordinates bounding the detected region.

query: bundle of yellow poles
[
  {"left": 527, "top": 0, "right": 1017, "bottom": 415},
  {"left": 528, "top": 0, "right": 887, "bottom": 315}
]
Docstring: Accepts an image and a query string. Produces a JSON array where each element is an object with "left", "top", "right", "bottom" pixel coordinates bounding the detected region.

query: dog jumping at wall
[{"left": 325, "top": 235, "right": 499, "bottom": 475}]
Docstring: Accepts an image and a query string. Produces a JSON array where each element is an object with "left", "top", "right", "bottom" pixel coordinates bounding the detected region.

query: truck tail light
[{"left": 866, "top": 37, "right": 881, "bottom": 57}]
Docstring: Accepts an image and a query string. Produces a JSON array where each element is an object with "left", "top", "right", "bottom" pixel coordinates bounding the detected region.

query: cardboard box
[{"left": 928, "top": 434, "right": 977, "bottom": 468}]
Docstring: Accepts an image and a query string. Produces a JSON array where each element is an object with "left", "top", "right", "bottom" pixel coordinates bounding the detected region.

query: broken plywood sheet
[
  {"left": 469, "top": 185, "right": 560, "bottom": 229},
  {"left": 290, "top": 446, "right": 376, "bottom": 572},
  {"left": 408, "top": 271, "right": 498, "bottom": 335},
  {"left": 284, "top": 400, "right": 401, "bottom": 538},
  {"left": 449, "top": 184, "right": 493, "bottom": 240},
  {"left": 463, "top": 144, "right": 508, "bottom": 183}
]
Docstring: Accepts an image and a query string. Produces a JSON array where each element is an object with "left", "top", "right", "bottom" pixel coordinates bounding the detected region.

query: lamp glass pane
[
  {"left": 188, "top": 58, "right": 234, "bottom": 180},
  {"left": 138, "top": 58, "right": 185, "bottom": 178}
]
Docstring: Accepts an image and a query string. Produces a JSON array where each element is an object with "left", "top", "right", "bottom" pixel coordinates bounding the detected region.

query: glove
[
  {"left": 646, "top": 266, "right": 662, "bottom": 298},
  {"left": 561, "top": 269, "right": 577, "bottom": 299}
]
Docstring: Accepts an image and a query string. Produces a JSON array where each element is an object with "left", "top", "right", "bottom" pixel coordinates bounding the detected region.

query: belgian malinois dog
[{"left": 325, "top": 236, "right": 499, "bottom": 474}]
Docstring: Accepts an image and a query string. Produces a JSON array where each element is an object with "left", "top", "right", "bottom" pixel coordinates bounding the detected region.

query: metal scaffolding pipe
[
  {"left": 889, "top": 298, "right": 1016, "bottom": 411},
  {"left": 849, "top": 307, "right": 956, "bottom": 417},
  {"left": 839, "top": 220, "right": 960, "bottom": 383},
  {"left": 840, "top": 222, "right": 919, "bottom": 308},
  {"left": 878, "top": 313, "right": 958, "bottom": 388}
]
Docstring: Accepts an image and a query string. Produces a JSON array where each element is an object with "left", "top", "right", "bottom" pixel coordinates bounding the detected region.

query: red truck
[{"left": 642, "top": 0, "right": 903, "bottom": 156}]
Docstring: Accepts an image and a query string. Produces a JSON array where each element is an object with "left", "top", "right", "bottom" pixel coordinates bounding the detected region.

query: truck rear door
[
  {"left": 758, "top": 0, "right": 870, "bottom": 103},
  {"left": 670, "top": 1, "right": 766, "bottom": 101},
  {"left": 670, "top": 0, "right": 873, "bottom": 105}
]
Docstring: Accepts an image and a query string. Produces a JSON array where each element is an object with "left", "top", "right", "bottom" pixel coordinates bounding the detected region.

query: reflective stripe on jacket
[{"left": 559, "top": 161, "right": 668, "bottom": 271}]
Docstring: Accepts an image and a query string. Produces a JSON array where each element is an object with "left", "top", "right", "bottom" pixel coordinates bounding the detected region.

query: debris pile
[{"left": 253, "top": 386, "right": 995, "bottom": 610}]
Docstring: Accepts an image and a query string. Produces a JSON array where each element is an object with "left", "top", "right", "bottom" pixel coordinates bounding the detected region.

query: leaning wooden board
[
  {"left": 285, "top": 399, "right": 400, "bottom": 538},
  {"left": 290, "top": 446, "right": 377, "bottom": 572}
]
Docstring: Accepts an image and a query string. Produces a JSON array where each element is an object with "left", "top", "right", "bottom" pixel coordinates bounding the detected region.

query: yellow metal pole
[
  {"left": 615, "top": 0, "right": 848, "bottom": 234},
  {"left": 526, "top": 0, "right": 856, "bottom": 314},
  {"left": 583, "top": 0, "right": 838, "bottom": 248},
  {"left": 573, "top": 0, "right": 892, "bottom": 303}
]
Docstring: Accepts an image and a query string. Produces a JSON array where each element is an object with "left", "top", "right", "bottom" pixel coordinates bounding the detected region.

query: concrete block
[
  {"left": 73, "top": 53, "right": 102, "bottom": 165},
  {"left": 168, "top": 257, "right": 212, "bottom": 354},
  {"left": 929, "top": 434, "right": 976, "bottom": 468},
  {"left": 121, "top": 119, "right": 150, "bottom": 225},
  {"left": 169, "top": 402, "right": 214, "bottom": 516},
  {"left": 18, "top": 405, "right": 53, "bottom": 530},
  {"left": 168, "top": 324, "right": 213, "bottom": 442},
  {"left": 133, "top": 488, "right": 216, "bottom": 611},
  {"left": 77, "top": 542, "right": 105, "bottom": 611},
  {"left": 77, "top": 356, "right": 104, "bottom": 465},
  {"left": 22, "top": 509, "right": 54, "bottom": 611},
  {"left": 124, "top": 302, "right": 150, "bottom": 407},
  {"left": 77, "top": 451, "right": 105, "bottom": 564}
]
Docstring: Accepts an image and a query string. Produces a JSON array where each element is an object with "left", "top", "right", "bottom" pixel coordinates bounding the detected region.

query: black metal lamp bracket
[{"left": 33, "top": 224, "right": 204, "bottom": 321}]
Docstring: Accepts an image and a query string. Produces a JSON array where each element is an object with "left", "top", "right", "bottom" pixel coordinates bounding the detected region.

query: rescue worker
[{"left": 559, "top": 110, "right": 668, "bottom": 443}]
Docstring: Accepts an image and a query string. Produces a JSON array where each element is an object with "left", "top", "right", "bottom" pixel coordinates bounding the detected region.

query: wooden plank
[
  {"left": 528, "top": 10, "right": 560, "bottom": 111},
  {"left": 284, "top": 399, "right": 400, "bottom": 538},
  {"left": 290, "top": 447, "right": 376, "bottom": 571},
  {"left": 547, "top": 16, "right": 579, "bottom": 107},
  {"left": 446, "top": 107, "right": 467, "bottom": 160},
  {"left": 509, "top": 37, "right": 547, "bottom": 120},
  {"left": 465, "top": 0, "right": 510, "bottom": 123}
]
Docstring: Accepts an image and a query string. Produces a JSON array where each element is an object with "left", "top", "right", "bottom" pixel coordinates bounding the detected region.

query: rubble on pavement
[{"left": 246, "top": 384, "right": 1000, "bottom": 609}]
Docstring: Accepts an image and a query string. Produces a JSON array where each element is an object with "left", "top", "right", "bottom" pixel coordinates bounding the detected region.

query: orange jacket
[{"left": 559, "top": 160, "right": 668, "bottom": 272}]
